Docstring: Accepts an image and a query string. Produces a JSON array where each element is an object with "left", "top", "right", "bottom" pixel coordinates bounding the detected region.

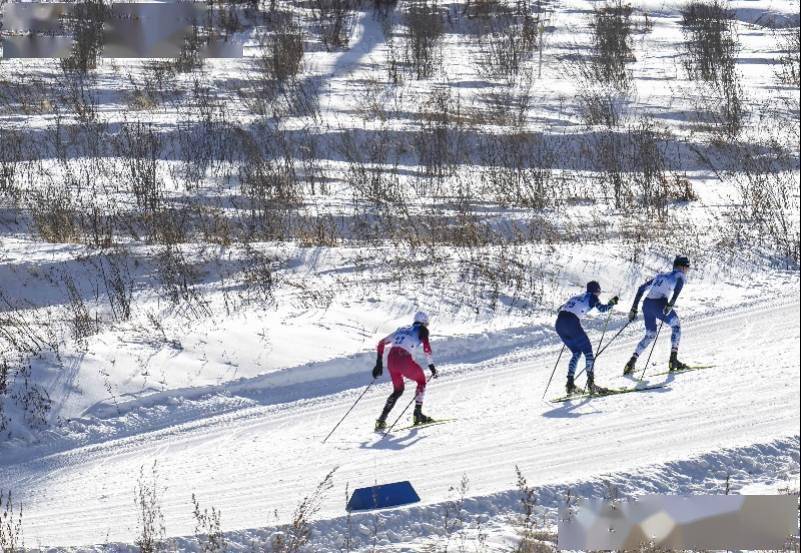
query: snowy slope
[
  {"left": 1, "top": 0, "right": 799, "bottom": 547},
  {"left": 3, "top": 297, "right": 798, "bottom": 547}
]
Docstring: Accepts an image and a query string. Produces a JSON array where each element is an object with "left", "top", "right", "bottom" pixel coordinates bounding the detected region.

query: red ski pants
[{"left": 388, "top": 348, "right": 426, "bottom": 404}]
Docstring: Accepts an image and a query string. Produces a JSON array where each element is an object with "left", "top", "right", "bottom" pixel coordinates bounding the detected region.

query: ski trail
[
  {"left": 2, "top": 300, "right": 799, "bottom": 546},
  {"left": 314, "top": 8, "right": 388, "bottom": 113}
]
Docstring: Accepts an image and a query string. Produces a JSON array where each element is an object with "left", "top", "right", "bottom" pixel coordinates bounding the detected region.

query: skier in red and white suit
[{"left": 372, "top": 311, "right": 438, "bottom": 430}]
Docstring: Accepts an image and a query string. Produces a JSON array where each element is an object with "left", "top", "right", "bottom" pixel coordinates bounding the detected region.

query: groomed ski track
[{"left": 2, "top": 299, "right": 799, "bottom": 547}]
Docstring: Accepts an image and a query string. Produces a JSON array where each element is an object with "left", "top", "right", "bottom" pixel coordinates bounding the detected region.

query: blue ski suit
[
  {"left": 555, "top": 292, "right": 613, "bottom": 378},
  {"left": 631, "top": 269, "right": 686, "bottom": 356}
]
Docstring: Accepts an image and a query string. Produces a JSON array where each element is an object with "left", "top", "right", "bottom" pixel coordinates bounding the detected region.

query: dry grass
[{"left": 0, "top": 490, "right": 24, "bottom": 552}]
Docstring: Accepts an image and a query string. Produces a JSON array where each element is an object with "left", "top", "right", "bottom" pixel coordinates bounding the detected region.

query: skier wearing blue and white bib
[
  {"left": 624, "top": 256, "right": 691, "bottom": 375},
  {"left": 555, "top": 281, "right": 619, "bottom": 394}
]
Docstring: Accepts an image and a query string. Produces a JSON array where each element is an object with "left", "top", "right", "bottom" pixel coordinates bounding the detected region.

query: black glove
[
  {"left": 609, "top": 296, "right": 619, "bottom": 306},
  {"left": 372, "top": 354, "right": 383, "bottom": 379},
  {"left": 428, "top": 364, "right": 438, "bottom": 378},
  {"left": 628, "top": 308, "right": 637, "bottom": 322},
  {"left": 663, "top": 302, "right": 674, "bottom": 316}
]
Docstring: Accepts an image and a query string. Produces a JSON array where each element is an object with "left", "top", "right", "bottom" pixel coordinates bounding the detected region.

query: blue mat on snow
[{"left": 346, "top": 481, "right": 420, "bottom": 511}]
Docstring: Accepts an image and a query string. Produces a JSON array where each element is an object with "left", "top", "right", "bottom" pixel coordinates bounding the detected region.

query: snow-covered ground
[
  {"left": 3, "top": 296, "right": 799, "bottom": 549},
  {"left": 1, "top": 0, "right": 799, "bottom": 548}
]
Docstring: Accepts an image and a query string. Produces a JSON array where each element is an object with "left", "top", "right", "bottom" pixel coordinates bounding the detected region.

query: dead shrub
[
  {"left": 173, "top": 23, "right": 205, "bottom": 73},
  {"left": 127, "top": 62, "right": 177, "bottom": 110},
  {"left": 682, "top": 3, "right": 746, "bottom": 135},
  {"left": 590, "top": 118, "right": 696, "bottom": 213},
  {"left": 0, "top": 72, "right": 54, "bottom": 115},
  {"left": 135, "top": 462, "right": 167, "bottom": 553},
  {"left": 576, "top": 83, "right": 627, "bottom": 127},
  {"left": 725, "top": 145, "right": 800, "bottom": 266},
  {"left": 155, "top": 245, "right": 211, "bottom": 318},
  {"left": 631, "top": 121, "right": 696, "bottom": 211},
  {"left": 475, "top": 1, "right": 539, "bottom": 83},
  {"left": 402, "top": 0, "right": 445, "bottom": 79},
  {"left": 462, "top": 0, "right": 505, "bottom": 22},
  {"left": 776, "top": 26, "right": 800, "bottom": 87},
  {"left": 242, "top": 243, "right": 278, "bottom": 308},
  {"left": 261, "top": 21, "right": 305, "bottom": 83},
  {"left": 11, "top": 362, "right": 53, "bottom": 428},
  {"left": 115, "top": 122, "right": 163, "bottom": 215},
  {"left": 681, "top": 0, "right": 736, "bottom": 83},
  {"left": 297, "top": 214, "right": 340, "bottom": 247},
  {"left": 0, "top": 293, "right": 58, "bottom": 359},
  {"left": 0, "top": 130, "right": 22, "bottom": 208},
  {"left": 337, "top": 126, "right": 403, "bottom": 207},
  {"left": 27, "top": 184, "right": 80, "bottom": 243},
  {"left": 239, "top": 126, "right": 303, "bottom": 223},
  {"left": 62, "top": 272, "right": 99, "bottom": 345},
  {"left": 589, "top": 1, "right": 635, "bottom": 89},
  {"left": 57, "top": 69, "right": 102, "bottom": 128},
  {"left": 512, "top": 466, "right": 545, "bottom": 552},
  {"left": 192, "top": 494, "right": 225, "bottom": 553},
  {"left": 314, "top": 0, "right": 353, "bottom": 50},
  {"left": 479, "top": 131, "right": 559, "bottom": 208},
  {"left": 147, "top": 207, "right": 193, "bottom": 245},
  {"left": 265, "top": 469, "right": 336, "bottom": 552},
  {"left": 60, "top": 0, "right": 109, "bottom": 74},
  {"left": 0, "top": 490, "right": 24, "bottom": 551},
  {"left": 479, "top": 67, "right": 535, "bottom": 128},
  {"left": 415, "top": 87, "right": 465, "bottom": 183},
  {"left": 97, "top": 251, "right": 135, "bottom": 322}
]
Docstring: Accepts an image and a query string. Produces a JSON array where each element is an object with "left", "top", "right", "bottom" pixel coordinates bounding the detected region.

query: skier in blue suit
[
  {"left": 555, "top": 281, "right": 619, "bottom": 394},
  {"left": 624, "top": 256, "right": 691, "bottom": 375}
]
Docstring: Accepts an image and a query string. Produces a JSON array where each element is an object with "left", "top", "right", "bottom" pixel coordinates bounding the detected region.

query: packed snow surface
[{"left": 2, "top": 297, "right": 798, "bottom": 547}]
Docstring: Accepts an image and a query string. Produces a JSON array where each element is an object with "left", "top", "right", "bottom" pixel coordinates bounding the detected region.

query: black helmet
[
  {"left": 673, "top": 255, "right": 690, "bottom": 268},
  {"left": 586, "top": 280, "right": 602, "bottom": 295}
]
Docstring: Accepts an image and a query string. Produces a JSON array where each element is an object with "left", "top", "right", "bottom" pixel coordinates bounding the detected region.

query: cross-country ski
[
  {"left": 649, "top": 364, "right": 716, "bottom": 377},
  {"left": 391, "top": 418, "right": 457, "bottom": 432},
  {"left": 551, "top": 383, "right": 667, "bottom": 403}
]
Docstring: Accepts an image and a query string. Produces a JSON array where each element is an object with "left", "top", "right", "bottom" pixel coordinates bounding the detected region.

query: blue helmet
[{"left": 586, "top": 281, "right": 602, "bottom": 295}]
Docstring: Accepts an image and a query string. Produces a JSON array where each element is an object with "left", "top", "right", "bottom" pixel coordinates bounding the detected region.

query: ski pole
[
  {"left": 638, "top": 319, "right": 665, "bottom": 382},
  {"left": 596, "top": 309, "right": 614, "bottom": 353},
  {"left": 596, "top": 320, "right": 631, "bottom": 358},
  {"left": 541, "top": 344, "right": 566, "bottom": 400},
  {"left": 322, "top": 378, "right": 376, "bottom": 444},
  {"left": 384, "top": 374, "right": 435, "bottom": 436},
  {"left": 574, "top": 320, "right": 631, "bottom": 381},
  {"left": 577, "top": 281, "right": 624, "bottom": 381},
  {"left": 596, "top": 280, "right": 625, "bottom": 355}
]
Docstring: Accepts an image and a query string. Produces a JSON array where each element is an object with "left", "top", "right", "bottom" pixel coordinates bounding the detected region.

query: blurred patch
[
  {"left": 1, "top": 2, "right": 243, "bottom": 58},
  {"left": 559, "top": 494, "right": 797, "bottom": 549}
]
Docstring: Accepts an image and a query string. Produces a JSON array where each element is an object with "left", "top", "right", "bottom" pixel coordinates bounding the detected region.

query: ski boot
[
  {"left": 623, "top": 355, "right": 637, "bottom": 376},
  {"left": 413, "top": 404, "right": 434, "bottom": 426},
  {"left": 586, "top": 373, "right": 607, "bottom": 395},
  {"left": 669, "top": 351, "right": 689, "bottom": 372},
  {"left": 566, "top": 374, "right": 577, "bottom": 395},
  {"left": 374, "top": 418, "right": 387, "bottom": 431}
]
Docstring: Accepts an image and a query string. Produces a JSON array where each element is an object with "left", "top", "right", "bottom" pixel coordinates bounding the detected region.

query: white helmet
[{"left": 413, "top": 311, "right": 430, "bottom": 326}]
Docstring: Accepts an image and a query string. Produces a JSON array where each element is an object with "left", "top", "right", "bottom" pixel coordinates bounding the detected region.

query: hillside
[{"left": 0, "top": 0, "right": 799, "bottom": 549}]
